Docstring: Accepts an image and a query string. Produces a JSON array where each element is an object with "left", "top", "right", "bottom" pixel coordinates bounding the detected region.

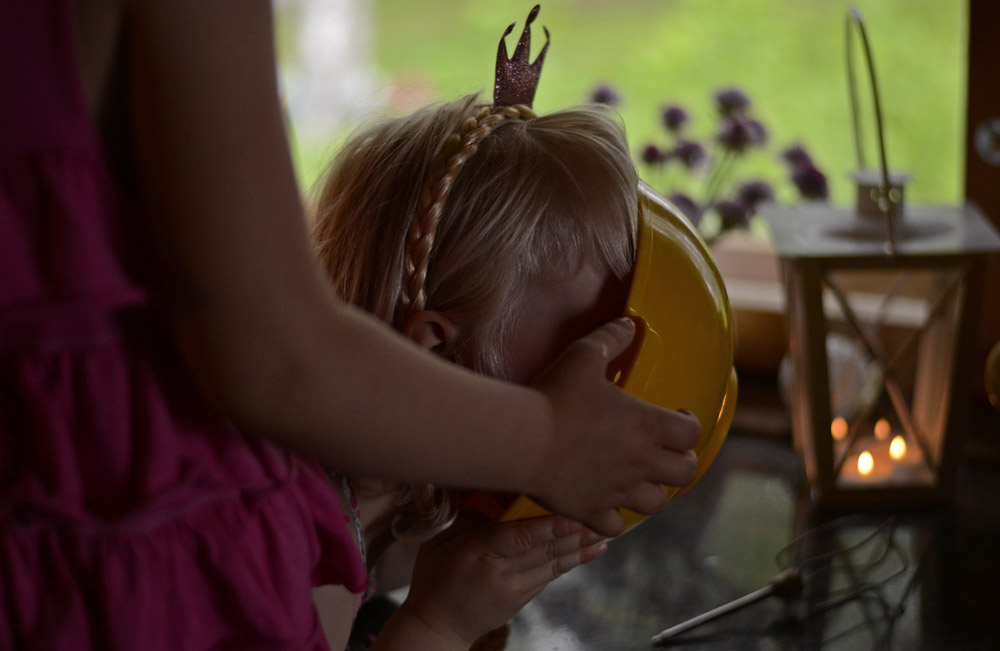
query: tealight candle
[
  {"left": 831, "top": 417, "right": 848, "bottom": 441},
  {"left": 874, "top": 418, "right": 891, "bottom": 440},
  {"left": 858, "top": 450, "right": 874, "bottom": 476},
  {"left": 889, "top": 435, "right": 906, "bottom": 460}
]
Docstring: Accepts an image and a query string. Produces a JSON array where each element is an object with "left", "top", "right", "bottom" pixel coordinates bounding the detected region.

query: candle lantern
[{"left": 761, "top": 10, "right": 1000, "bottom": 508}]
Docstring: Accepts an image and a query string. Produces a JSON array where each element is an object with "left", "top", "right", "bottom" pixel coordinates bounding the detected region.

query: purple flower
[
  {"left": 736, "top": 180, "right": 775, "bottom": 210},
  {"left": 716, "top": 115, "right": 766, "bottom": 153},
  {"left": 667, "top": 193, "right": 702, "bottom": 226},
  {"left": 715, "top": 87, "right": 751, "bottom": 116},
  {"left": 791, "top": 162, "right": 829, "bottom": 200},
  {"left": 640, "top": 143, "right": 665, "bottom": 166},
  {"left": 661, "top": 104, "right": 689, "bottom": 132},
  {"left": 782, "top": 144, "right": 814, "bottom": 168},
  {"left": 590, "top": 85, "right": 621, "bottom": 105},
  {"left": 671, "top": 139, "right": 707, "bottom": 169},
  {"left": 714, "top": 199, "right": 751, "bottom": 230}
]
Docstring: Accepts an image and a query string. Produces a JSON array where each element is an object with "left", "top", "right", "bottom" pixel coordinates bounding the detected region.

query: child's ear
[{"left": 401, "top": 311, "right": 461, "bottom": 360}]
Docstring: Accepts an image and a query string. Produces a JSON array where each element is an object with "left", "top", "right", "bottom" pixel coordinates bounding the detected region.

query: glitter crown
[{"left": 494, "top": 5, "right": 550, "bottom": 108}]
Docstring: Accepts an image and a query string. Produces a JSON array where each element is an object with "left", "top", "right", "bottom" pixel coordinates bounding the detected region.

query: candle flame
[
  {"left": 874, "top": 418, "right": 891, "bottom": 440},
  {"left": 890, "top": 435, "right": 906, "bottom": 460},
  {"left": 858, "top": 451, "right": 874, "bottom": 476},
  {"left": 831, "top": 417, "right": 848, "bottom": 441}
]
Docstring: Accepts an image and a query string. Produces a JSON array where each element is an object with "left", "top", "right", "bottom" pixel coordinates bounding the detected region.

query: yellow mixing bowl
[{"left": 499, "top": 181, "right": 738, "bottom": 532}]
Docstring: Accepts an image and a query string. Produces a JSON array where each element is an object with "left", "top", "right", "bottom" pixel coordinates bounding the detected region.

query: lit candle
[
  {"left": 874, "top": 418, "right": 891, "bottom": 440},
  {"left": 831, "top": 417, "right": 848, "bottom": 441},
  {"left": 858, "top": 450, "right": 874, "bottom": 476},
  {"left": 889, "top": 435, "right": 907, "bottom": 460}
]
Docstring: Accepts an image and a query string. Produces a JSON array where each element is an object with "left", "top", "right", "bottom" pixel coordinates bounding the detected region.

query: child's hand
[
  {"left": 373, "top": 513, "right": 606, "bottom": 649},
  {"left": 530, "top": 317, "right": 701, "bottom": 537}
]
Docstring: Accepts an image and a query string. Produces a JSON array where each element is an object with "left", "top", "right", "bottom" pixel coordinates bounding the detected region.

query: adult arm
[{"left": 126, "top": 0, "right": 698, "bottom": 536}]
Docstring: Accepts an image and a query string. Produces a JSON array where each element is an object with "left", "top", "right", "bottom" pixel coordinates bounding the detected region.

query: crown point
[{"left": 493, "top": 5, "right": 550, "bottom": 108}]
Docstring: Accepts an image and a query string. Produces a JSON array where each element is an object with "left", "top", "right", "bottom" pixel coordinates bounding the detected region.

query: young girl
[
  {"left": 310, "top": 94, "right": 652, "bottom": 648},
  {"left": 1, "top": 2, "right": 698, "bottom": 648}
]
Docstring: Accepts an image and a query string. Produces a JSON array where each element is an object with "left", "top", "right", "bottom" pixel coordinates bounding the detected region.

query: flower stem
[{"left": 704, "top": 149, "right": 735, "bottom": 206}]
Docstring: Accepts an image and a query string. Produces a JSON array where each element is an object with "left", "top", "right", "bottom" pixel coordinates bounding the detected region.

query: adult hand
[
  {"left": 373, "top": 513, "right": 605, "bottom": 649},
  {"left": 529, "top": 317, "right": 700, "bottom": 537}
]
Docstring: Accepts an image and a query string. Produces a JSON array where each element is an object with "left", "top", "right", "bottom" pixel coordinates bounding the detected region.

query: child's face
[{"left": 501, "top": 261, "right": 631, "bottom": 385}]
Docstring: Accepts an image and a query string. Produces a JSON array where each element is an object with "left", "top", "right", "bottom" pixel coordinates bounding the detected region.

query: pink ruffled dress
[{"left": 0, "top": 2, "right": 367, "bottom": 648}]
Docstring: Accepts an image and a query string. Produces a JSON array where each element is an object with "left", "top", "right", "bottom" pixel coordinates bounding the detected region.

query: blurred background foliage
[{"left": 279, "top": 0, "right": 966, "bottom": 214}]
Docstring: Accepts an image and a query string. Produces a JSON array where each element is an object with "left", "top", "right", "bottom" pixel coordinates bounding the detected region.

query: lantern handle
[{"left": 846, "top": 8, "right": 897, "bottom": 251}]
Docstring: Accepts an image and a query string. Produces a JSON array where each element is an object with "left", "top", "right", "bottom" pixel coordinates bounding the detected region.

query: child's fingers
[
  {"left": 584, "top": 317, "right": 637, "bottom": 363},
  {"left": 611, "top": 448, "right": 698, "bottom": 516},
  {"left": 663, "top": 448, "right": 699, "bottom": 485},
  {"left": 652, "top": 407, "right": 701, "bottom": 452},
  {"left": 484, "top": 515, "right": 581, "bottom": 558},
  {"left": 514, "top": 540, "right": 609, "bottom": 597},
  {"left": 612, "top": 481, "right": 673, "bottom": 519},
  {"left": 579, "top": 509, "right": 626, "bottom": 539},
  {"left": 556, "top": 318, "right": 637, "bottom": 377},
  {"left": 646, "top": 446, "right": 699, "bottom": 492},
  {"left": 506, "top": 530, "right": 607, "bottom": 575},
  {"left": 487, "top": 516, "right": 608, "bottom": 572}
]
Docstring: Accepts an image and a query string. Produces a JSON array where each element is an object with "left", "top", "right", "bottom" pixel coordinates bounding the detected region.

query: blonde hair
[{"left": 313, "top": 93, "right": 638, "bottom": 539}]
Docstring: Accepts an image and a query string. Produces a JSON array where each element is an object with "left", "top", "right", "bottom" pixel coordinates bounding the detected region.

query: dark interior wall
[{"left": 965, "top": 0, "right": 1000, "bottom": 401}]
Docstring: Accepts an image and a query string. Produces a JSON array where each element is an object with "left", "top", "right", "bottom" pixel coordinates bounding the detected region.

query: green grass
[{"left": 289, "top": 0, "right": 966, "bottom": 208}]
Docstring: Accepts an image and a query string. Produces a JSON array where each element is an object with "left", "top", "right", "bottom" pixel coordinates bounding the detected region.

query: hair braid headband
[
  {"left": 399, "top": 5, "right": 548, "bottom": 320},
  {"left": 400, "top": 104, "right": 536, "bottom": 316}
]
